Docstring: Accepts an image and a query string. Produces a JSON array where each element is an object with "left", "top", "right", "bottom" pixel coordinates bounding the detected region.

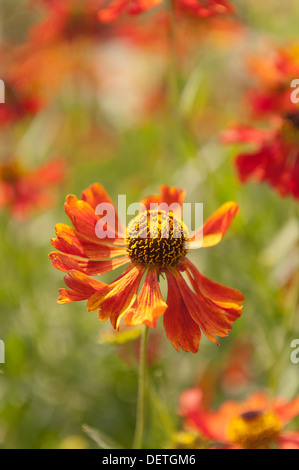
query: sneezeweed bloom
[
  {"left": 0, "top": 77, "right": 41, "bottom": 127},
  {"left": 246, "top": 45, "right": 299, "bottom": 118},
  {"left": 222, "top": 44, "right": 299, "bottom": 200},
  {"left": 223, "top": 119, "right": 299, "bottom": 199},
  {"left": 29, "top": 0, "right": 115, "bottom": 44},
  {"left": 179, "top": 387, "right": 299, "bottom": 449},
  {"left": 98, "top": 0, "right": 234, "bottom": 23},
  {"left": 49, "top": 183, "right": 244, "bottom": 353},
  {"left": 0, "top": 158, "right": 66, "bottom": 220}
]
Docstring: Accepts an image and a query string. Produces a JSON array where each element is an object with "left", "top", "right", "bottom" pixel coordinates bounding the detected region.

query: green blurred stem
[{"left": 132, "top": 325, "right": 149, "bottom": 449}]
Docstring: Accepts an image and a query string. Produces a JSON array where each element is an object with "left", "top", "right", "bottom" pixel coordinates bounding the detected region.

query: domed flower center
[
  {"left": 227, "top": 410, "right": 281, "bottom": 449},
  {"left": 285, "top": 111, "right": 299, "bottom": 130},
  {"left": 283, "top": 111, "right": 299, "bottom": 144},
  {"left": 125, "top": 209, "right": 189, "bottom": 268}
]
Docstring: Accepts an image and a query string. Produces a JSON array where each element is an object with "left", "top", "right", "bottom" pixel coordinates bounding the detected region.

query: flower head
[
  {"left": 29, "top": 0, "right": 114, "bottom": 44},
  {"left": 98, "top": 0, "right": 234, "bottom": 23},
  {"left": 49, "top": 184, "right": 244, "bottom": 353},
  {"left": 222, "top": 44, "right": 299, "bottom": 199},
  {"left": 179, "top": 387, "right": 299, "bottom": 449},
  {"left": 0, "top": 158, "right": 66, "bottom": 220}
]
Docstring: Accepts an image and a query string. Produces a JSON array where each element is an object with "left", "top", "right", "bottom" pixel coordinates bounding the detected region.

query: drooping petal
[
  {"left": 87, "top": 264, "right": 145, "bottom": 329},
  {"left": 278, "top": 432, "right": 299, "bottom": 449},
  {"left": 163, "top": 270, "right": 201, "bottom": 353},
  {"left": 124, "top": 266, "right": 167, "bottom": 327},
  {"left": 49, "top": 251, "right": 130, "bottom": 276},
  {"left": 184, "top": 258, "right": 244, "bottom": 320},
  {"left": 58, "top": 270, "right": 105, "bottom": 304},
  {"left": 221, "top": 125, "right": 275, "bottom": 144},
  {"left": 273, "top": 397, "right": 299, "bottom": 426},
  {"left": 178, "top": 0, "right": 235, "bottom": 18},
  {"left": 179, "top": 387, "right": 234, "bottom": 444},
  {"left": 189, "top": 201, "right": 239, "bottom": 248},
  {"left": 98, "top": 0, "right": 162, "bottom": 23},
  {"left": 174, "top": 270, "right": 235, "bottom": 345}
]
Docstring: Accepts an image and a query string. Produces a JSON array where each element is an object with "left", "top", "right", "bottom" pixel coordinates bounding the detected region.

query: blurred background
[{"left": 0, "top": 0, "right": 298, "bottom": 449}]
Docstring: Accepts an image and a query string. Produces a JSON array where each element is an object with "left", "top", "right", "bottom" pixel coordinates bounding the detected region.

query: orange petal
[
  {"left": 274, "top": 397, "right": 299, "bottom": 425},
  {"left": 140, "top": 185, "right": 185, "bottom": 218},
  {"left": 58, "top": 270, "right": 105, "bottom": 304},
  {"left": 278, "top": 432, "right": 299, "bottom": 449},
  {"left": 64, "top": 194, "right": 124, "bottom": 245},
  {"left": 81, "top": 183, "right": 126, "bottom": 238},
  {"left": 49, "top": 251, "right": 130, "bottom": 276},
  {"left": 163, "top": 271, "right": 201, "bottom": 353},
  {"left": 87, "top": 264, "right": 145, "bottom": 329},
  {"left": 184, "top": 258, "right": 244, "bottom": 314},
  {"left": 51, "top": 223, "right": 126, "bottom": 259},
  {"left": 189, "top": 201, "right": 239, "bottom": 248},
  {"left": 124, "top": 266, "right": 167, "bottom": 327},
  {"left": 179, "top": 387, "right": 232, "bottom": 444},
  {"left": 174, "top": 271, "right": 234, "bottom": 345}
]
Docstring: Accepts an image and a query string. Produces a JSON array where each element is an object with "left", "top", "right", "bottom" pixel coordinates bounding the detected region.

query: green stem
[{"left": 132, "top": 325, "right": 149, "bottom": 449}]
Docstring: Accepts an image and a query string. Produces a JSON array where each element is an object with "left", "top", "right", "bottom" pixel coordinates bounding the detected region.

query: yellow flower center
[
  {"left": 227, "top": 410, "right": 282, "bottom": 449},
  {"left": 125, "top": 209, "right": 189, "bottom": 268}
]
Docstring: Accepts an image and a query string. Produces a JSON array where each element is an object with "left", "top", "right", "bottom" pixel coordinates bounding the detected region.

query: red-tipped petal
[
  {"left": 87, "top": 264, "right": 145, "bottom": 329},
  {"left": 51, "top": 223, "right": 127, "bottom": 259},
  {"left": 124, "top": 266, "right": 167, "bottom": 327},
  {"left": 49, "top": 251, "right": 130, "bottom": 276},
  {"left": 163, "top": 271, "right": 201, "bottom": 353},
  {"left": 185, "top": 258, "right": 244, "bottom": 314},
  {"left": 174, "top": 270, "right": 235, "bottom": 345},
  {"left": 274, "top": 397, "right": 299, "bottom": 426},
  {"left": 58, "top": 270, "right": 105, "bottom": 304}
]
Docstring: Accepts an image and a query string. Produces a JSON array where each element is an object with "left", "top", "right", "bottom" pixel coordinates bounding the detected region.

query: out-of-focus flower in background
[
  {"left": 99, "top": 325, "right": 164, "bottom": 366},
  {"left": 222, "top": 44, "right": 299, "bottom": 200},
  {"left": 98, "top": 0, "right": 235, "bottom": 23},
  {"left": 179, "top": 387, "right": 299, "bottom": 449},
  {"left": 0, "top": 157, "right": 66, "bottom": 220},
  {"left": 29, "top": 0, "right": 115, "bottom": 44}
]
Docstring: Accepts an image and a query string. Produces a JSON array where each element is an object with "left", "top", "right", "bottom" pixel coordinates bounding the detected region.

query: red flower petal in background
[{"left": 0, "top": 158, "right": 66, "bottom": 220}]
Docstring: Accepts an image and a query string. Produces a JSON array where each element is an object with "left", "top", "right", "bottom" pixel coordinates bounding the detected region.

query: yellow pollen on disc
[
  {"left": 227, "top": 410, "right": 282, "bottom": 449},
  {"left": 125, "top": 209, "right": 189, "bottom": 268}
]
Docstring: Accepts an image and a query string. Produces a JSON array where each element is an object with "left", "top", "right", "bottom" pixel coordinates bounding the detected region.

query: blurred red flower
[
  {"left": 0, "top": 158, "right": 66, "bottom": 220},
  {"left": 179, "top": 387, "right": 299, "bottom": 449},
  {"left": 223, "top": 45, "right": 299, "bottom": 200},
  {"left": 49, "top": 183, "right": 244, "bottom": 353},
  {"left": 98, "top": 0, "right": 234, "bottom": 23},
  {"left": 29, "top": 0, "right": 115, "bottom": 43}
]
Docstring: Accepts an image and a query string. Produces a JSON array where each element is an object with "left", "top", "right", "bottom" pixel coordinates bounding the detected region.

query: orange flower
[
  {"left": 179, "top": 388, "right": 299, "bottom": 448},
  {"left": 29, "top": 0, "right": 114, "bottom": 44},
  {"left": 49, "top": 184, "right": 244, "bottom": 353},
  {"left": 98, "top": 0, "right": 234, "bottom": 23},
  {"left": 0, "top": 158, "right": 66, "bottom": 220},
  {"left": 222, "top": 45, "right": 299, "bottom": 200}
]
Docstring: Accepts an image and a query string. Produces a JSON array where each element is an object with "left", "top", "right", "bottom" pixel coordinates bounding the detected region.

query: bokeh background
[{"left": 0, "top": 0, "right": 298, "bottom": 449}]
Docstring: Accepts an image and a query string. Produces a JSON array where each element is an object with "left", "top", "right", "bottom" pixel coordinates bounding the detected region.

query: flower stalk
[{"left": 132, "top": 325, "right": 149, "bottom": 449}]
